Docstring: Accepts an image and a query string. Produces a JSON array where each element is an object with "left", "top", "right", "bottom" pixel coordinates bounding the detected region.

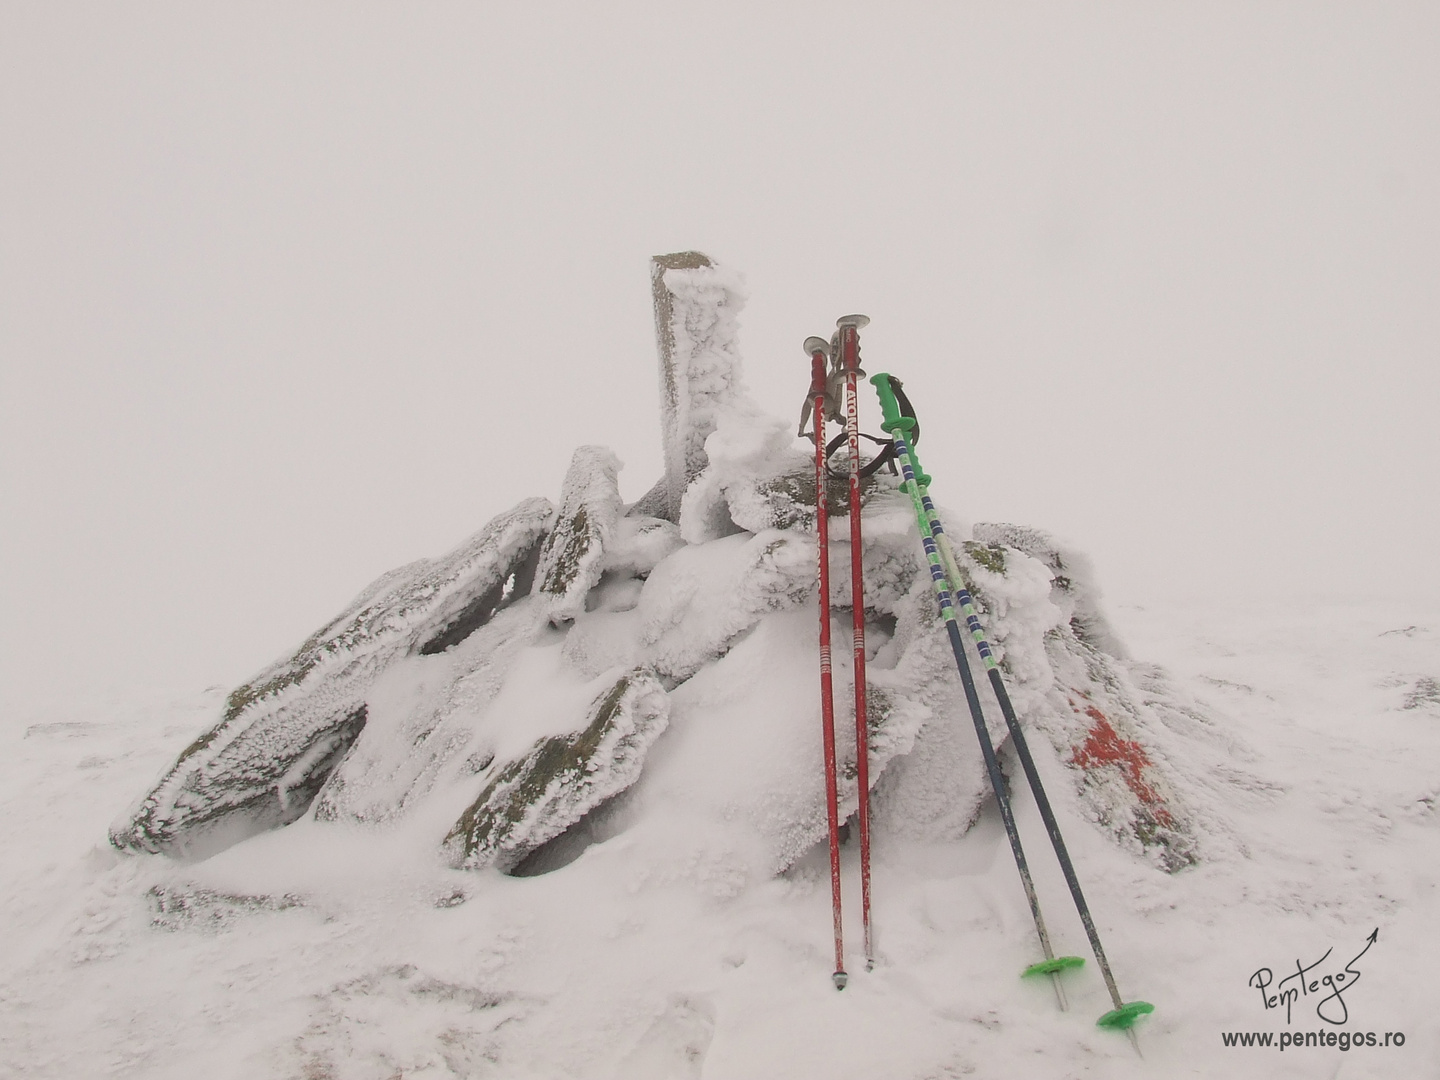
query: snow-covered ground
[{"left": 3, "top": 593, "right": 1436, "bottom": 1079}]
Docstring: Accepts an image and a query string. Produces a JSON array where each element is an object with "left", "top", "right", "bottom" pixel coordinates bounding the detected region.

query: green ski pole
[
  {"left": 865, "top": 378, "right": 1077, "bottom": 1013},
  {"left": 872, "top": 372, "right": 1154, "bottom": 1046}
]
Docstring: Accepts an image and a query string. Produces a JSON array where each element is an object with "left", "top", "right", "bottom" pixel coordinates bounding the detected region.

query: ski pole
[
  {"left": 835, "top": 315, "right": 874, "bottom": 971},
  {"left": 803, "top": 335, "right": 848, "bottom": 991},
  {"left": 872, "top": 372, "right": 1154, "bottom": 1043},
  {"left": 865, "top": 388, "right": 1075, "bottom": 1013}
]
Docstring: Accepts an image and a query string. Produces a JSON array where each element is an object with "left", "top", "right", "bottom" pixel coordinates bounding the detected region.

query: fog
[{"left": 3, "top": 2, "right": 1436, "bottom": 708}]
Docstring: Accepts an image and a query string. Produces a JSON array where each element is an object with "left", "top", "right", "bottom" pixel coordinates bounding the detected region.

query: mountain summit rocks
[{"left": 112, "top": 253, "right": 1221, "bottom": 878}]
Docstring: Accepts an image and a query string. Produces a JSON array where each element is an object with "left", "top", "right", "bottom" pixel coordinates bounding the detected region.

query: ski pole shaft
[
  {"left": 806, "top": 336, "right": 847, "bottom": 991},
  {"left": 933, "top": 527, "right": 1126, "bottom": 1006},
  {"left": 836, "top": 315, "right": 874, "bottom": 970}
]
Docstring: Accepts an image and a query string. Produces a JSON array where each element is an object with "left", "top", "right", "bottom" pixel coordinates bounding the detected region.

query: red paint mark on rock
[{"left": 1068, "top": 698, "right": 1174, "bottom": 827}]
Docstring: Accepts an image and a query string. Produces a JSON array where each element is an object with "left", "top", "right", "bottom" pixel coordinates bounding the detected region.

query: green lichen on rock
[
  {"left": 455, "top": 677, "right": 629, "bottom": 849},
  {"left": 962, "top": 540, "right": 1007, "bottom": 576},
  {"left": 445, "top": 669, "right": 669, "bottom": 871},
  {"left": 539, "top": 506, "right": 592, "bottom": 597},
  {"left": 866, "top": 685, "right": 893, "bottom": 740},
  {"left": 533, "top": 446, "right": 623, "bottom": 622},
  {"left": 749, "top": 465, "right": 881, "bottom": 531}
]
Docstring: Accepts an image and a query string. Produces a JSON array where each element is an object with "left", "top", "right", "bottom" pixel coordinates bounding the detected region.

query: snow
[
  {"left": 4, "top": 596, "right": 1438, "bottom": 1077},
  {"left": 14, "top": 263, "right": 1439, "bottom": 1075}
]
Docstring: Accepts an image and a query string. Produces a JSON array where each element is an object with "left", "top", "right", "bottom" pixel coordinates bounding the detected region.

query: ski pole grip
[
  {"left": 870, "top": 373, "right": 915, "bottom": 436},
  {"left": 805, "top": 336, "right": 831, "bottom": 397},
  {"left": 836, "top": 315, "right": 869, "bottom": 376}
]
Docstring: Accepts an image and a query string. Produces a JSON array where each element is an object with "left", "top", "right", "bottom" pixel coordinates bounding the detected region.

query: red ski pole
[
  {"left": 803, "top": 335, "right": 847, "bottom": 991},
  {"left": 836, "top": 314, "right": 873, "bottom": 970}
]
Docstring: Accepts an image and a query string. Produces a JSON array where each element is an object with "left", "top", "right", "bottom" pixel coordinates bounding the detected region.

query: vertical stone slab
[
  {"left": 650, "top": 251, "right": 750, "bottom": 523},
  {"left": 534, "top": 444, "right": 624, "bottom": 625}
]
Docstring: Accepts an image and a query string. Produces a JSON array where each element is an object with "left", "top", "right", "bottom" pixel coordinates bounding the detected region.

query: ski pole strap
[{"left": 825, "top": 430, "right": 896, "bottom": 479}]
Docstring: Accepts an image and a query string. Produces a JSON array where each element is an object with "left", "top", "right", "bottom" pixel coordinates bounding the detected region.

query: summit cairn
[{"left": 112, "top": 252, "right": 1223, "bottom": 896}]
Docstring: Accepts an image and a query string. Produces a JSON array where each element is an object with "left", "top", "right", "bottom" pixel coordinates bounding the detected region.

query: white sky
[{"left": 2, "top": 3, "right": 1436, "bottom": 708}]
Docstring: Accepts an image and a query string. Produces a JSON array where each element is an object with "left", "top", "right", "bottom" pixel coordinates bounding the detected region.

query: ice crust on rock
[
  {"left": 651, "top": 253, "right": 758, "bottom": 522},
  {"left": 444, "top": 667, "right": 670, "bottom": 871},
  {"left": 534, "top": 445, "right": 624, "bottom": 625},
  {"left": 959, "top": 525, "right": 1207, "bottom": 871},
  {"left": 309, "top": 598, "right": 544, "bottom": 825},
  {"left": 109, "top": 498, "right": 555, "bottom": 858}
]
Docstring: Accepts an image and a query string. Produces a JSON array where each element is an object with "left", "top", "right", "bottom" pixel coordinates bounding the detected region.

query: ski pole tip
[{"left": 832, "top": 970, "right": 849, "bottom": 991}]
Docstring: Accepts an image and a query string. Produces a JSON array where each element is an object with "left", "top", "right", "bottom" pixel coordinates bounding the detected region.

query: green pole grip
[
  {"left": 870, "top": 372, "right": 900, "bottom": 426},
  {"left": 869, "top": 373, "right": 928, "bottom": 484},
  {"left": 869, "top": 373, "right": 915, "bottom": 435}
]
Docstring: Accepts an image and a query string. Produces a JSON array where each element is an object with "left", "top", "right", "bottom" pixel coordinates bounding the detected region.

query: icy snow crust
[{"left": 13, "top": 605, "right": 1440, "bottom": 1078}]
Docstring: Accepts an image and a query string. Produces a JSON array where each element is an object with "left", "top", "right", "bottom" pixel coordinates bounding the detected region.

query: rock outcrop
[{"left": 111, "top": 251, "right": 1223, "bottom": 881}]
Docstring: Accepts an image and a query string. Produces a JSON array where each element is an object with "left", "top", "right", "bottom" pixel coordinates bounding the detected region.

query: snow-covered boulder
[
  {"left": 960, "top": 526, "right": 1202, "bottom": 871},
  {"left": 110, "top": 498, "right": 554, "bottom": 858},
  {"left": 444, "top": 667, "right": 670, "bottom": 871},
  {"left": 534, "top": 445, "right": 624, "bottom": 625}
]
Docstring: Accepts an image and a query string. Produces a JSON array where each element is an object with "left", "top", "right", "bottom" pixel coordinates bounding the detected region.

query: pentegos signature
[{"left": 1249, "top": 928, "right": 1379, "bottom": 1025}]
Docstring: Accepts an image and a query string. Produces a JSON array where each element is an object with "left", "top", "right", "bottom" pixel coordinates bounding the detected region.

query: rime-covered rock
[
  {"left": 444, "top": 668, "right": 670, "bottom": 871},
  {"left": 309, "top": 599, "right": 543, "bottom": 825},
  {"left": 534, "top": 445, "right": 624, "bottom": 625},
  {"left": 110, "top": 498, "right": 554, "bottom": 858},
  {"left": 972, "top": 523, "right": 1130, "bottom": 660},
  {"left": 959, "top": 525, "right": 1203, "bottom": 871},
  {"left": 678, "top": 409, "right": 884, "bottom": 542}
]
